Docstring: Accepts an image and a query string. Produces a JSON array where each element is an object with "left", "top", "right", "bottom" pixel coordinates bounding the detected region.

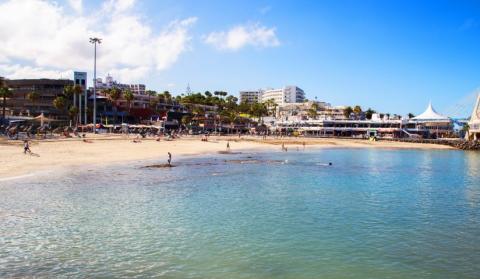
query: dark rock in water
[
  {"left": 224, "top": 159, "right": 286, "bottom": 165},
  {"left": 218, "top": 151, "right": 242, "bottom": 154},
  {"left": 143, "top": 164, "right": 174, "bottom": 168}
]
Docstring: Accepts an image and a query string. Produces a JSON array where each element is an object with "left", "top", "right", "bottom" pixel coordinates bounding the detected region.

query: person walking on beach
[
  {"left": 23, "top": 140, "right": 31, "bottom": 154},
  {"left": 167, "top": 152, "right": 172, "bottom": 166},
  {"left": 227, "top": 141, "right": 230, "bottom": 151}
]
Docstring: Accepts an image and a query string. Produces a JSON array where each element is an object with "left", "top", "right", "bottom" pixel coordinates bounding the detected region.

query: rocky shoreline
[{"left": 380, "top": 138, "right": 480, "bottom": 150}]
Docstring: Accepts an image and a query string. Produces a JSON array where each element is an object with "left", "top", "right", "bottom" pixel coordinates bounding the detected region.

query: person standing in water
[{"left": 167, "top": 152, "right": 172, "bottom": 166}]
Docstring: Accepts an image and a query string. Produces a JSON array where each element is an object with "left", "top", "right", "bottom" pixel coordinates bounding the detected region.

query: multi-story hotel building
[
  {"left": 92, "top": 75, "right": 149, "bottom": 109},
  {"left": 239, "top": 90, "right": 263, "bottom": 104},
  {"left": 3, "top": 79, "right": 73, "bottom": 119},
  {"left": 239, "top": 86, "right": 305, "bottom": 105},
  {"left": 260, "top": 86, "right": 305, "bottom": 105}
]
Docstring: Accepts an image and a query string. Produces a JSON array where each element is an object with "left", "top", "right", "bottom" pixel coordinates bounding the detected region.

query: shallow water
[{"left": 1, "top": 149, "right": 480, "bottom": 278}]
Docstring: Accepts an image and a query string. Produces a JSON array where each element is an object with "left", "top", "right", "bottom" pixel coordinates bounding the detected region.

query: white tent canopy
[{"left": 412, "top": 102, "right": 450, "bottom": 121}]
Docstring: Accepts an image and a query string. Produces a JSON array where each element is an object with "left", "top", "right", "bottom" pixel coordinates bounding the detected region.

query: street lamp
[{"left": 89, "top": 37, "right": 101, "bottom": 133}]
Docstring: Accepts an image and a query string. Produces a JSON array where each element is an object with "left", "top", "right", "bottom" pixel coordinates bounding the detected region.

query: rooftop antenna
[{"left": 186, "top": 83, "right": 192, "bottom": 95}]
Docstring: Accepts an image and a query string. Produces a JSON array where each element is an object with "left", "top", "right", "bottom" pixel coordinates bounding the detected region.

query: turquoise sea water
[{"left": 1, "top": 148, "right": 480, "bottom": 278}]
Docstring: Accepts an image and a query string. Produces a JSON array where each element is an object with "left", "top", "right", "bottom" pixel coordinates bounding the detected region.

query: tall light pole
[{"left": 89, "top": 37, "right": 101, "bottom": 133}]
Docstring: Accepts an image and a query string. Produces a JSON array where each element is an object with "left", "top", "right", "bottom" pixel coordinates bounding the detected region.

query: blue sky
[{"left": 2, "top": 0, "right": 480, "bottom": 116}]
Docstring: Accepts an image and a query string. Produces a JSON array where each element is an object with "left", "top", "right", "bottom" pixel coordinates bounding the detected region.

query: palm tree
[
  {"left": 343, "top": 106, "right": 353, "bottom": 119},
  {"left": 365, "top": 108, "right": 376, "bottom": 120},
  {"left": 53, "top": 96, "right": 67, "bottom": 113},
  {"left": 63, "top": 85, "right": 74, "bottom": 100},
  {"left": 73, "top": 85, "right": 83, "bottom": 124},
  {"left": 107, "top": 87, "right": 122, "bottom": 124},
  {"left": 463, "top": 123, "right": 470, "bottom": 140},
  {"left": 250, "top": 102, "right": 268, "bottom": 123},
  {"left": 123, "top": 89, "right": 134, "bottom": 112},
  {"left": 181, "top": 114, "right": 192, "bottom": 128},
  {"left": 0, "top": 77, "right": 13, "bottom": 121},
  {"left": 308, "top": 103, "right": 318, "bottom": 119},
  {"left": 27, "top": 91, "right": 40, "bottom": 115},
  {"left": 353, "top": 105, "right": 362, "bottom": 118},
  {"left": 163, "top": 91, "right": 172, "bottom": 104},
  {"left": 68, "top": 106, "right": 79, "bottom": 124},
  {"left": 149, "top": 99, "right": 159, "bottom": 112}
]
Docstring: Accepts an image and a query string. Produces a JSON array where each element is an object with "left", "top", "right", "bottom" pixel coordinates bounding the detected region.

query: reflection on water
[
  {"left": 1, "top": 149, "right": 480, "bottom": 278},
  {"left": 465, "top": 152, "right": 480, "bottom": 208}
]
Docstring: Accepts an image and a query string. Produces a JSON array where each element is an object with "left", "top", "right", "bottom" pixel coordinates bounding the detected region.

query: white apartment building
[
  {"left": 239, "top": 90, "right": 263, "bottom": 104},
  {"left": 92, "top": 75, "right": 150, "bottom": 109},
  {"left": 261, "top": 86, "right": 305, "bottom": 105},
  {"left": 94, "top": 75, "right": 146, "bottom": 95}
]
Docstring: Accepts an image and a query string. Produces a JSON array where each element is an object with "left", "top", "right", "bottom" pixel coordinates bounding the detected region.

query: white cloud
[
  {"left": 102, "top": 0, "right": 136, "bottom": 14},
  {"left": 68, "top": 0, "right": 82, "bottom": 13},
  {"left": 0, "top": 64, "right": 72, "bottom": 80},
  {"left": 204, "top": 23, "right": 280, "bottom": 51},
  {"left": 0, "top": 0, "right": 197, "bottom": 83}
]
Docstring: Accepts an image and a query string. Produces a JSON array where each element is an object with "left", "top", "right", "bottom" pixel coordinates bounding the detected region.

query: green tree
[
  {"left": 63, "top": 85, "right": 74, "bottom": 100},
  {"left": 407, "top": 113, "right": 415, "bottom": 119},
  {"left": 53, "top": 96, "right": 67, "bottom": 112},
  {"left": 353, "top": 105, "right": 362, "bottom": 115},
  {"left": 106, "top": 87, "right": 122, "bottom": 124},
  {"left": 73, "top": 85, "right": 83, "bottom": 119},
  {"left": 264, "top": 98, "right": 278, "bottom": 117},
  {"left": 250, "top": 102, "right": 268, "bottom": 122},
  {"left": 123, "top": 89, "right": 134, "bottom": 112},
  {"left": 365, "top": 108, "right": 376, "bottom": 120},
  {"left": 27, "top": 91, "right": 40, "bottom": 115},
  {"left": 163, "top": 91, "right": 171, "bottom": 104},
  {"left": 343, "top": 106, "right": 353, "bottom": 119},
  {"left": 0, "top": 77, "right": 13, "bottom": 120},
  {"left": 149, "top": 99, "right": 159, "bottom": 112},
  {"left": 181, "top": 114, "right": 192, "bottom": 128},
  {"left": 308, "top": 103, "right": 319, "bottom": 119},
  {"left": 68, "top": 106, "right": 79, "bottom": 123},
  {"left": 463, "top": 123, "right": 470, "bottom": 140}
]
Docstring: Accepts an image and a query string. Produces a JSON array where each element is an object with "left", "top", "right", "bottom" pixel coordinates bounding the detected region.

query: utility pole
[{"left": 89, "top": 37, "right": 102, "bottom": 133}]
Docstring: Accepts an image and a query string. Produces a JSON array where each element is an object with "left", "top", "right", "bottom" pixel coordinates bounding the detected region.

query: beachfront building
[
  {"left": 3, "top": 79, "right": 74, "bottom": 120},
  {"left": 273, "top": 118, "right": 407, "bottom": 138},
  {"left": 93, "top": 75, "right": 149, "bottom": 109},
  {"left": 277, "top": 101, "right": 331, "bottom": 121},
  {"left": 467, "top": 93, "right": 480, "bottom": 140},
  {"left": 260, "top": 86, "right": 305, "bottom": 105},
  {"left": 269, "top": 103, "right": 455, "bottom": 139},
  {"left": 239, "top": 90, "right": 263, "bottom": 104},
  {"left": 408, "top": 102, "right": 454, "bottom": 138}
]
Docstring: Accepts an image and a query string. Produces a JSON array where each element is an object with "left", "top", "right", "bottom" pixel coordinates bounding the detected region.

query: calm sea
[{"left": 1, "top": 148, "right": 479, "bottom": 278}]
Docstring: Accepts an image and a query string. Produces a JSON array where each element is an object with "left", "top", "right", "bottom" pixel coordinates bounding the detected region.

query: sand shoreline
[{"left": 0, "top": 135, "right": 455, "bottom": 181}]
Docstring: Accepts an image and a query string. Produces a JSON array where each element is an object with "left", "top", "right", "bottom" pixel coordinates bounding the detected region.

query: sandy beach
[{"left": 0, "top": 135, "right": 454, "bottom": 181}]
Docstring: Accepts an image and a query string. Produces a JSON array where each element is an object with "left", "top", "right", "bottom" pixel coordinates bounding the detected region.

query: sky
[{"left": 1, "top": 0, "right": 480, "bottom": 116}]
